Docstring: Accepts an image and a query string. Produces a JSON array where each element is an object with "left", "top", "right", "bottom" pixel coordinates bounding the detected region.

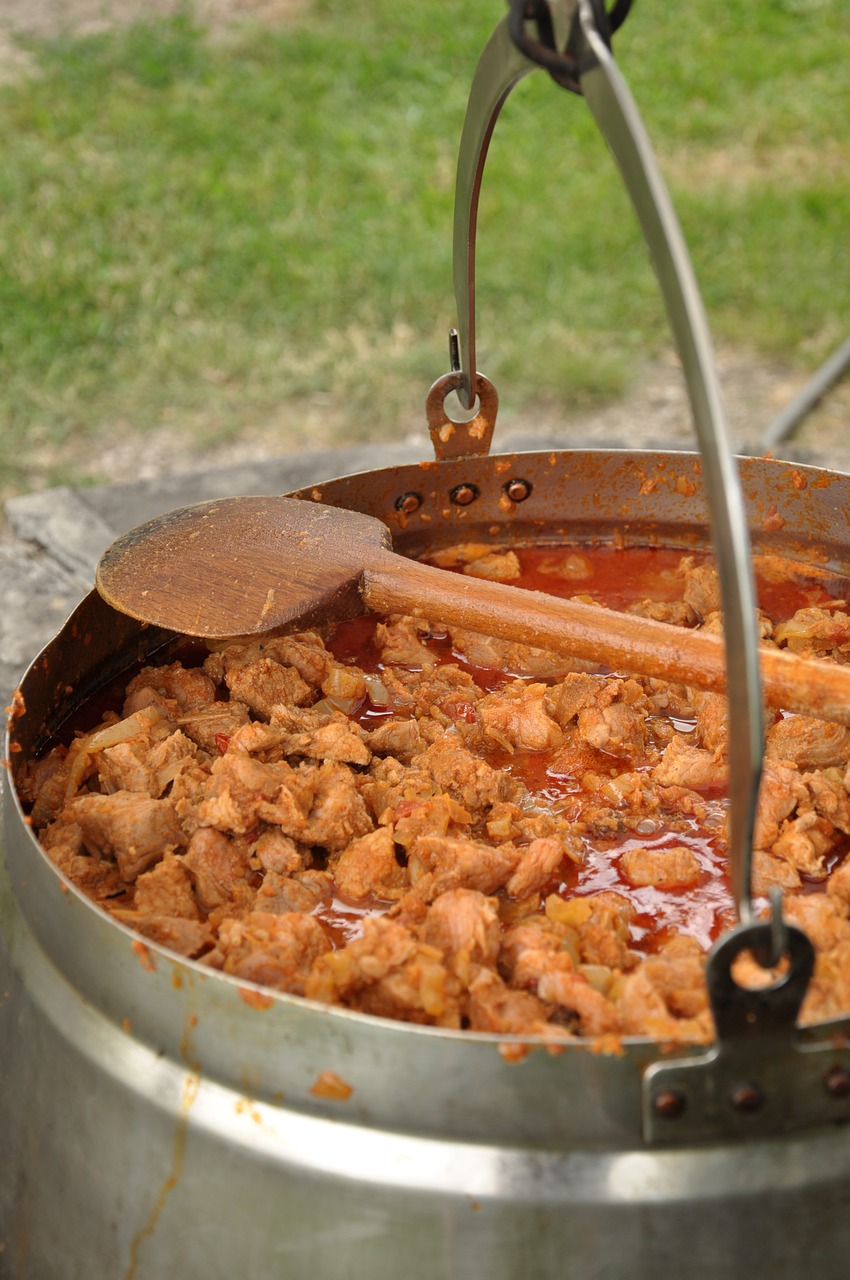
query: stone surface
[{"left": 0, "top": 544, "right": 86, "bottom": 706}]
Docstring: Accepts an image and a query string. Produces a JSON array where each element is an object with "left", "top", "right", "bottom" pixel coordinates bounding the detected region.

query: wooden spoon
[{"left": 96, "top": 494, "right": 850, "bottom": 727}]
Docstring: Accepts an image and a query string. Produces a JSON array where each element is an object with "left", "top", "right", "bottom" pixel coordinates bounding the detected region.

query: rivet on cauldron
[
  {"left": 823, "top": 1065, "right": 850, "bottom": 1099},
  {"left": 730, "top": 1083, "right": 764, "bottom": 1113},
  {"left": 450, "top": 484, "right": 479, "bottom": 507},
  {"left": 653, "top": 1089, "right": 686, "bottom": 1119},
  {"left": 395, "top": 492, "right": 423, "bottom": 515},
  {"left": 503, "top": 478, "right": 533, "bottom": 503}
]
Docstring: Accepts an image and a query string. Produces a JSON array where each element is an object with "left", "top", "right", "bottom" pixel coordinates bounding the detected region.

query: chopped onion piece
[
  {"left": 63, "top": 742, "right": 91, "bottom": 801},
  {"left": 155, "top": 758, "right": 191, "bottom": 793},
  {"left": 309, "top": 699, "right": 335, "bottom": 718},
  {"left": 326, "top": 695, "right": 361, "bottom": 715},
  {"left": 82, "top": 705, "right": 163, "bottom": 753},
  {"left": 363, "top": 674, "right": 390, "bottom": 706},
  {"left": 578, "top": 964, "right": 614, "bottom": 995},
  {"left": 322, "top": 666, "right": 367, "bottom": 702}
]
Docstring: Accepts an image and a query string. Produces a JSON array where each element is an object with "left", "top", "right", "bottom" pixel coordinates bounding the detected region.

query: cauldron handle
[
  {"left": 641, "top": 904, "right": 850, "bottom": 1145},
  {"left": 575, "top": 0, "right": 763, "bottom": 924},
  {"left": 444, "top": 0, "right": 763, "bottom": 924}
]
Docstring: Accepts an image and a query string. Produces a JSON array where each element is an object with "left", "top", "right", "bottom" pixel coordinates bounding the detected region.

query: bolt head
[
  {"left": 824, "top": 1065, "right": 850, "bottom": 1099},
  {"left": 450, "top": 484, "right": 479, "bottom": 507},
  {"left": 653, "top": 1089, "right": 686, "bottom": 1119},
  {"left": 730, "top": 1083, "right": 765, "bottom": 1113},
  {"left": 504, "top": 478, "right": 532, "bottom": 503},
  {"left": 395, "top": 492, "right": 422, "bottom": 515}
]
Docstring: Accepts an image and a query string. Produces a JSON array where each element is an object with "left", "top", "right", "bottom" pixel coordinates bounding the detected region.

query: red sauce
[{"left": 326, "top": 543, "right": 845, "bottom": 955}]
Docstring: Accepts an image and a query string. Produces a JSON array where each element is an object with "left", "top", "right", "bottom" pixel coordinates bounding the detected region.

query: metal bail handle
[{"left": 442, "top": 0, "right": 764, "bottom": 925}]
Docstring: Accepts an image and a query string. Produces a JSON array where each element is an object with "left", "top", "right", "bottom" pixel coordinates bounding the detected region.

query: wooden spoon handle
[{"left": 363, "top": 550, "right": 850, "bottom": 727}]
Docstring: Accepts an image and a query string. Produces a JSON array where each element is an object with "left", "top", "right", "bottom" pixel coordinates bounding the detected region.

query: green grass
[{"left": 1, "top": 0, "right": 849, "bottom": 494}]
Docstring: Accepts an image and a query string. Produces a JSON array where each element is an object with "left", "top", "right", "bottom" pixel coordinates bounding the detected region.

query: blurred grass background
[{"left": 0, "top": 0, "right": 848, "bottom": 498}]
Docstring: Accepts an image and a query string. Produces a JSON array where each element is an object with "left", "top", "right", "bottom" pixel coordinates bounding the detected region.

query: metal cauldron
[{"left": 3, "top": 448, "right": 850, "bottom": 1279}]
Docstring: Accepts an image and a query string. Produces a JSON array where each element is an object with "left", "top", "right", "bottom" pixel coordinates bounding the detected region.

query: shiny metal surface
[
  {"left": 450, "top": 0, "right": 762, "bottom": 922},
  {"left": 451, "top": 11, "right": 536, "bottom": 410},
  {"left": 4, "top": 450, "right": 850, "bottom": 1278},
  {"left": 577, "top": 1, "right": 763, "bottom": 925}
]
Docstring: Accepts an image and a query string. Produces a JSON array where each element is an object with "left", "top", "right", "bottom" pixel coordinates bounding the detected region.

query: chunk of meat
[
  {"left": 500, "top": 915, "right": 577, "bottom": 986},
  {"left": 388, "top": 793, "right": 472, "bottom": 851},
  {"left": 753, "top": 762, "right": 808, "bottom": 848},
  {"left": 333, "top": 827, "right": 408, "bottom": 902},
  {"left": 183, "top": 827, "right": 253, "bottom": 912},
  {"left": 535, "top": 967, "right": 619, "bottom": 1036},
  {"left": 805, "top": 769, "right": 850, "bottom": 835},
  {"left": 123, "top": 662, "right": 216, "bottom": 715},
  {"left": 410, "top": 834, "right": 521, "bottom": 896},
  {"left": 783, "top": 891, "right": 850, "bottom": 952},
  {"left": 774, "top": 607, "right": 850, "bottom": 660},
  {"left": 505, "top": 837, "right": 568, "bottom": 898},
  {"left": 380, "top": 664, "right": 482, "bottom": 721},
  {"left": 827, "top": 856, "right": 850, "bottom": 905},
  {"left": 462, "top": 550, "right": 521, "bottom": 581},
  {"left": 772, "top": 812, "right": 836, "bottom": 880},
  {"left": 252, "top": 829, "right": 306, "bottom": 875},
  {"left": 363, "top": 719, "right": 423, "bottom": 763},
  {"left": 690, "top": 691, "right": 728, "bottom": 754},
  {"left": 176, "top": 702, "right": 250, "bottom": 754},
  {"left": 751, "top": 848, "right": 802, "bottom": 895},
  {"left": 209, "top": 633, "right": 332, "bottom": 691},
  {"left": 551, "top": 673, "right": 601, "bottom": 728},
  {"left": 283, "top": 717, "right": 371, "bottom": 766},
  {"left": 628, "top": 599, "right": 698, "bottom": 628},
  {"left": 299, "top": 762, "right": 374, "bottom": 852},
  {"left": 261, "top": 633, "right": 334, "bottom": 688},
  {"left": 766, "top": 715, "right": 850, "bottom": 770},
  {"left": 15, "top": 744, "right": 68, "bottom": 807},
  {"left": 617, "top": 960, "right": 713, "bottom": 1043},
  {"left": 577, "top": 699, "right": 647, "bottom": 762},
  {"left": 109, "top": 911, "right": 213, "bottom": 957},
  {"left": 374, "top": 616, "right": 438, "bottom": 668},
  {"left": 225, "top": 657, "right": 312, "bottom": 720},
  {"left": 40, "top": 816, "right": 126, "bottom": 900},
  {"left": 448, "top": 626, "right": 595, "bottom": 680},
  {"left": 638, "top": 934, "right": 709, "bottom": 1019},
  {"left": 653, "top": 735, "right": 726, "bottom": 790},
  {"left": 681, "top": 560, "right": 721, "bottom": 618},
  {"left": 800, "top": 942, "right": 850, "bottom": 1026},
  {"left": 97, "top": 740, "right": 157, "bottom": 796},
  {"left": 419, "top": 889, "right": 501, "bottom": 968},
  {"left": 211, "top": 911, "right": 332, "bottom": 995},
  {"left": 305, "top": 916, "right": 463, "bottom": 1026},
  {"left": 70, "top": 791, "right": 184, "bottom": 882},
  {"left": 542, "top": 890, "right": 635, "bottom": 969},
  {"left": 619, "top": 844, "right": 701, "bottom": 890},
  {"left": 147, "top": 730, "right": 199, "bottom": 792},
  {"left": 476, "top": 682, "right": 563, "bottom": 753},
  {"left": 132, "top": 852, "right": 199, "bottom": 918},
  {"left": 565, "top": 892, "right": 638, "bottom": 972},
  {"left": 252, "top": 870, "right": 332, "bottom": 915},
  {"left": 197, "top": 753, "right": 316, "bottom": 837},
  {"left": 30, "top": 744, "right": 98, "bottom": 826},
  {"left": 466, "top": 967, "right": 561, "bottom": 1036},
  {"left": 413, "top": 737, "right": 518, "bottom": 814}
]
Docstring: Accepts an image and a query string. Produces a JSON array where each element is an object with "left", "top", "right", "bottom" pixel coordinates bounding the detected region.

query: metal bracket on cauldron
[{"left": 642, "top": 913, "right": 850, "bottom": 1145}]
